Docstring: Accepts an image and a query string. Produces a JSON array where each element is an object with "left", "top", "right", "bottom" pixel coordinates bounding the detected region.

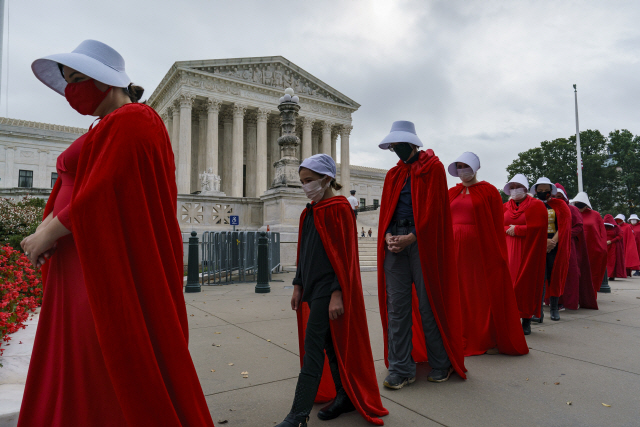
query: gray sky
[{"left": 3, "top": 0, "right": 640, "bottom": 191}]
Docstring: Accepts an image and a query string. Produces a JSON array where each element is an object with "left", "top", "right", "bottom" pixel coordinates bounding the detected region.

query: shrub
[
  {"left": 0, "top": 196, "right": 45, "bottom": 251},
  {"left": 0, "top": 245, "right": 42, "bottom": 357}
]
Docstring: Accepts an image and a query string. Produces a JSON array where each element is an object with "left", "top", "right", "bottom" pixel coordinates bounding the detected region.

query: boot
[
  {"left": 522, "top": 318, "right": 531, "bottom": 335},
  {"left": 317, "top": 351, "right": 355, "bottom": 421},
  {"left": 276, "top": 372, "right": 321, "bottom": 427},
  {"left": 550, "top": 296, "right": 560, "bottom": 321},
  {"left": 531, "top": 285, "right": 545, "bottom": 323}
]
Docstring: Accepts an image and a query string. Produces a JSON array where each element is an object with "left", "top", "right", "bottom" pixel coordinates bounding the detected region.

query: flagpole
[{"left": 574, "top": 84, "right": 583, "bottom": 193}]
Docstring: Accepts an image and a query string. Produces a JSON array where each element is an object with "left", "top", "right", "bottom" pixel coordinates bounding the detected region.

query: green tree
[{"left": 608, "top": 129, "right": 640, "bottom": 217}]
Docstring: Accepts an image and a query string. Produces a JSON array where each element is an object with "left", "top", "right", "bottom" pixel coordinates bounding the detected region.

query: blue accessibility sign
[{"left": 229, "top": 215, "right": 239, "bottom": 226}]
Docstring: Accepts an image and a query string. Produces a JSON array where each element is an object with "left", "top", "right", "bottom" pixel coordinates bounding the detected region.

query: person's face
[
  {"left": 616, "top": 219, "right": 623, "bottom": 225},
  {"left": 62, "top": 66, "right": 109, "bottom": 92},
  {"left": 509, "top": 183, "right": 526, "bottom": 191},
  {"left": 631, "top": 219, "right": 638, "bottom": 225},
  {"left": 299, "top": 168, "right": 327, "bottom": 185},
  {"left": 456, "top": 162, "right": 469, "bottom": 170},
  {"left": 537, "top": 184, "right": 551, "bottom": 193}
]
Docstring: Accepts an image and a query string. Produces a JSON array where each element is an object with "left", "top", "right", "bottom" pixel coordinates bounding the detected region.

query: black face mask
[
  {"left": 575, "top": 202, "right": 587, "bottom": 209},
  {"left": 392, "top": 143, "right": 414, "bottom": 162},
  {"left": 536, "top": 191, "right": 551, "bottom": 201}
]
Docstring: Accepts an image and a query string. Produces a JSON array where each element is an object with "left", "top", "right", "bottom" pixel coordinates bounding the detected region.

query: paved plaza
[{"left": 188, "top": 272, "right": 640, "bottom": 427}]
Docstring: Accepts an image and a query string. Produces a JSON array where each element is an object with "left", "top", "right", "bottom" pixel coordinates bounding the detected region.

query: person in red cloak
[
  {"left": 571, "top": 192, "right": 608, "bottom": 292},
  {"left": 447, "top": 152, "right": 528, "bottom": 356},
  {"left": 502, "top": 174, "right": 547, "bottom": 335},
  {"left": 604, "top": 214, "right": 626, "bottom": 280},
  {"left": 529, "top": 178, "right": 571, "bottom": 322},
  {"left": 376, "top": 121, "right": 466, "bottom": 390},
  {"left": 19, "top": 41, "right": 214, "bottom": 427},
  {"left": 629, "top": 214, "right": 640, "bottom": 276},
  {"left": 614, "top": 214, "right": 640, "bottom": 276},
  {"left": 553, "top": 184, "right": 597, "bottom": 310},
  {"left": 282, "top": 154, "right": 387, "bottom": 427}
]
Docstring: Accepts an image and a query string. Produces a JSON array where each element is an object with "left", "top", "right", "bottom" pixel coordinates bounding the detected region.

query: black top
[
  {"left": 385, "top": 154, "right": 419, "bottom": 236},
  {"left": 293, "top": 203, "right": 341, "bottom": 302}
]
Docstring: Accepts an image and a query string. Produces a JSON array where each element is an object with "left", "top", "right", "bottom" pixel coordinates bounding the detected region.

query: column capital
[
  {"left": 178, "top": 92, "right": 196, "bottom": 107},
  {"left": 160, "top": 112, "right": 168, "bottom": 122},
  {"left": 206, "top": 98, "right": 222, "bottom": 113},
  {"left": 196, "top": 106, "right": 208, "bottom": 119},
  {"left": 220, "top": 108, "right": 234, "bottom": 122},
  {"left": 233, "top": 103, "right": 247, "bottom": 118},
  {"left": 302, "top": 117, "right": 315, "bottom": 129},
  {"left": 166, "top": 106, "right": 173, "bottom": 116},
  {"left": 340, "top": 125, "right": 353, "bottom": 137},
  {"left": 245, "top": 110, "right": 258, "bottom": 126},
  {"left": 257, "top": 108, "right": 270, "bottom": 122},
  {"left": 322, "top": 121, "right": 334, "bottom": 133},
  {"left": 268, "top": 116, "right": 282, "bottom": 127}
]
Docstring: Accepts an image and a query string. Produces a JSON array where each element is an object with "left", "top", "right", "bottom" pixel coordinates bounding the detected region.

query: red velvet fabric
[
  {"left": 377, "top": 150, "right": 467, "bottom": 379},
  {"left": 449, "top": 182, "right": 529, "bottom": 357},
  {"left": 545, "top": 198, "right": 572, "bottom": 298},
  {"left": 295, "top": 196, "right": 388, "bottom": 425},
  {"left": 561, "top": 204, "right": 597, "bottom": 310},
  {"left": 604, "top": 214, "right": 626, "bottom": 278},
  {"left": 581, "top": 209, "right": 608, "bottom": 291},
  {"left": 619, "top": 223, "right": 640, "bottom": 269},
  {"left": 27, "top": 104, "right": 214, "bottom": 427},
  {"left": 503, "top": 196, "right": 547, "bottom": 318}
]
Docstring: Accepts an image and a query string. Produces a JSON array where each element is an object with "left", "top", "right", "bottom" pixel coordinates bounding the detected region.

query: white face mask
[
  {"left": 511, "top": 187, "right": 527, "bottom": 201},
  {"left": 302, "top": 176, "right": 330, "bottom": 203},
  {"left": 631, "top": 220, "right": 638, "bottom": 225},
  {"left": 458, "top": 167, "right": 475, "bottom": 182}
]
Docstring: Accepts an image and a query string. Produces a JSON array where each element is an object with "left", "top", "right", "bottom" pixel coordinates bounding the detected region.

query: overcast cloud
[{"left": 3, "top": 0, "right": 640, "bottom": 190}]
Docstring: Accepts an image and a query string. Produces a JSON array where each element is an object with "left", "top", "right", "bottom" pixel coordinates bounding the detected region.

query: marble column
[
  {"left": 206, "top": 98, "right": 221, "bottom": 175},
  {"left": 246, "top": 113, "right": 257, "bottom": 197},
  {"left": 198, "top": 108, "right": 207, "bottom": 177},
  {"left": 312, "top": 132, "right": 319, "bottom": 155},
  {"left": 171, "top": 104, "right": 180, "bottom": 166},
  {"left": 322, "top": 121, "right": 333, "bottom": 155},
  {"left": 177, "top": 93, "right": 195, "bottom": 194},
  {"left": 5, "top": 147, "right": 14, "bottom": 187},
  {"left": 222, "top": 111, "right": 234, "bottom": 195},
  {"left": 37, "top": 150, "right": 48, "bottom": 187},
  {"left": 163, "top": 110, "right": 172, "bottom": 144},
  {"left": 268, "top": 117, "right": 280, "bottom": 188},
  {"left": 301, "top": 117, "right": 314, "bottom": 161},
  {"left": 232, "top": 104, "right": 247, "bottom": 197},
  {"left": 331, "top": 129, "right": 338, "bottom": 161},
  {"left": 340, "top": 125, "right": 352, "bottom": 195},
  {"left": 256, "top": 108, "right": 269, "bottom": 196}
]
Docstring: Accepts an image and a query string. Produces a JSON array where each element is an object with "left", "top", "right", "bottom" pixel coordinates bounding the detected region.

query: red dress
[
  {"left": 632, "top": 223, "right": 640, "bottom": 267},
  {"left": 450, "top": 183, "right": 528, "bottom": 357},
  {"left": 19, "top": 135, "right": 128, "bottom": 426},
  {"left": 605, "top": 214, "right": 626, "bottom": 279},
  {"left": 581, "top": 209, "right": 608, "bottom": 291},
  {"left": 619, "top": 223, "right": 640, "bottom": 270}
]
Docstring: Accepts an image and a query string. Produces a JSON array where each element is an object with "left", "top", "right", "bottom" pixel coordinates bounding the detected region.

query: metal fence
[{"left": 200, "top": 231, "right": 281, "bottom": 285}]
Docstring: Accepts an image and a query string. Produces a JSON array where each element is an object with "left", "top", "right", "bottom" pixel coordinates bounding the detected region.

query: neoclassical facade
[{"left": 148, "top": 56, "right": 359, "bottom": 198}]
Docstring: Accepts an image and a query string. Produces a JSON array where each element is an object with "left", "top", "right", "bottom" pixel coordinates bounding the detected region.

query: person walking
[
  {"left": 279, "top": 154, "right": 387, "bottom": 426},
  {"left": 19, "top": 40, "right": 214, "bottom": 427},
  {"left": 447, "top": 152, "right": 528, "bottom": 356},
  {"left": 503, "top": 174, "right": 547, "bottom": 335},
  {"left": 362, "top": 227, "right": 366, "bottom": 238},
  {"left": 368, "top": 228, "right": 373, "bottom": 238},
  {"left": 348, "top": 189, "right": 359, "bottom": 219},
  {"left": 571, "top": 192, "right": 608, "bottom": 291},
  {"left": 614, "top": 214, "right": 640, "bottom": 277},
  {"left": 629, "top": 214, "right": 640, "bottom": 276},
  {"left": 604, "top": 214, "right": 626, "bottom": 280},
  {"left": 376, "top": 121, "right": 466, "bottom": 390}
]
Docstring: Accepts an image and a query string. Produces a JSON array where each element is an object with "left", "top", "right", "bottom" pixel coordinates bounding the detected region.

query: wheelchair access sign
[{"left": 229, "top": 215, "right": 239, "bottom": 226}]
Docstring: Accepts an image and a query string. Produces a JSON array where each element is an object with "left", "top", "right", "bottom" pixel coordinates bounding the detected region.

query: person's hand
[
  {"left": 35, "top": 243, "right": 58, "bottom": 269},
  {"left": 21, "top": 230, "right": 56, "bottom": 267},
  {"left": 291, "top": 285, "right": 302, "bottom": 311},
  {"left": 388, "top": 233, "right": 416, "bottom": 253},
  {"left": 328, "top": 290, "right": 344, "bottom": 320},
  {"left": 506, "top": 225, "right": 516, "bottom": 237},
  {"left": 546, "top": 238, "right": 557, "bottom": 253},
  {"left": 607, "top": 240, "right": 612, "bottom": 246}
]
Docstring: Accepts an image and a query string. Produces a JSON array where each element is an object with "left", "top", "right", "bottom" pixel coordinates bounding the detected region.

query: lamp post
[
  {"left": 271, "top": 88, "right": 302, "bottom": 188},
  {"left": 574, "top": 84, "right": 584, "bottom": 193}
]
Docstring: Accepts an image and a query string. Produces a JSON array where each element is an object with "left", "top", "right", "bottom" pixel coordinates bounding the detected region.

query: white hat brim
[
  {"left": 571, "top": 192, "right": 592, "bottom": 209},
  {"left": 379, "top": 131, "right": 423, "bottom": 150},
  {"left": 530, "top": 181, "right": 557, "bottom": 195},
  {"left": 32, "top": 53, "right": 131, "bottom": 96}
]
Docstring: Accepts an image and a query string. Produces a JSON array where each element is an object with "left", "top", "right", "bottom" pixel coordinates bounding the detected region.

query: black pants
[
  {"left": 300, "top": 296, "right": 337, "bottom": 378},
  {"left": 545, "top": 247, "right": 558, "bottom": 283}
]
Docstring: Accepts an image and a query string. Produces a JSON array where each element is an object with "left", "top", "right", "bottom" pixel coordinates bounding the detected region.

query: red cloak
[
  {"left": 580, "top": 209, "right": 608, "bottom": 292},
  {"left": 619, "top": 222, "right": 640, "bottom": 270},
  {"left": 296, "top": 196, "right": 388, "bottom": 426},
  {"left": 545, "top": 198, "right": 572, "bottom": 298},
  {"left": 448, "top": 182, "right": 529, "bottom": 356},
  {"left": 560, "top": 203, "right": 597, "bottom": 310},
  {"left": 56, "top": 104, "right": 213, "bottom": 426},
  {"left": 631, "top": 222, "right": 640, "bottom": 266},
  {"left": 40, "top": 177, "right": 63, "bottom": 289},
  {"left": 503, "top": 196, "right": 547, "bottom": 318},
  {"left": 604, "top": 214, "right": 626, "bottom": 278},
  {"left": 377, "top": 150, "right": 466, "bottom": 379}
]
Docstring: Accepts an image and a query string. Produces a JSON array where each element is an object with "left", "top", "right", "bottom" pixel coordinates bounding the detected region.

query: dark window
[
  {"left": 18, "top": 170, "right": 33, "bottom": 188},
  {"left": 51, "top": 172, "right": 58, "bottom": 188},
  {"left": 243, "top": 164, "right": 247, "bottom": 197},
  {"left": 373, "top": 199, "right": 379, "bottom": 209},
  {"left": 360, "top": 198, "right": 366, "bottom": 207}
]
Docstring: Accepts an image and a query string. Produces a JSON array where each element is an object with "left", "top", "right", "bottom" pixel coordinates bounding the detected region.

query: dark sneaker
[
  {"left": 383, "top": 374, "right": 415, "bottom": 390},
  {"left": 634, "top": 271, "right": 640, "bottom": 277},
  {"left": 428, "top": 366, "right": 453, "bottom": 383}
]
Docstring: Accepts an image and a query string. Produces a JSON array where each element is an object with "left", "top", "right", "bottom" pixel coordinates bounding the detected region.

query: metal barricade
[{"left": 200, "top": 231, "right": 281, "bottom": 286}]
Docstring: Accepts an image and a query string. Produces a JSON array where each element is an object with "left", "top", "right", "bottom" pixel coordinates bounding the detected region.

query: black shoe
[
  {"left": 317, "top": 389, "right": 355, "bottom": 421},
  {"left": 531, "top": 310, "right": 543, "bottom": 323},
  {"left": 522, "top": 318, "right": 531, "bottom": 335},
  {"left": 383, "top": 374, "right": 415, "bottom": 390},
  {"left": 634, "top": 271, "right": 640, "bottom": 277},
  {"left": 609, "top": 277, "right": 615, "bottom": 281},
  {"left": 550, "top": 296, "right": 560, "bottom": 321},
  {"left": 427, "top": 366, "right": 453, "bottom": 383},
  {"left": 276, "top": 372, "right": 320, "bottom": 427}
]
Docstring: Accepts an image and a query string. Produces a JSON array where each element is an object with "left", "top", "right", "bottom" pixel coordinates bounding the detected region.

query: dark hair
[
  {"left": 350, "top": 190, "right": 356, "bottom": 194},
  {"left": 331, "top": 179, "right": 342, "bottom": 191},
  {"left": 574, "top": 202, "right": 587, "bottom": 209},
  {"left": 57, "top": 62, "right": 144, "bottom": 103}
]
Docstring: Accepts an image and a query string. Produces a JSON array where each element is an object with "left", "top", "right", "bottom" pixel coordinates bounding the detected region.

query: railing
[
  {"left": 357, "top": 205, "right": 379, "bottom": 213},
  {"left": 200, "top": 231, "right": 281, "bottom": 285}
]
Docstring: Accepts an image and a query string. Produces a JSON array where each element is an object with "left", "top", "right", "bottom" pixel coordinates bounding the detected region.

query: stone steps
[{"left": 358, "top": 237, "right": 378, "bottom": 271}]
